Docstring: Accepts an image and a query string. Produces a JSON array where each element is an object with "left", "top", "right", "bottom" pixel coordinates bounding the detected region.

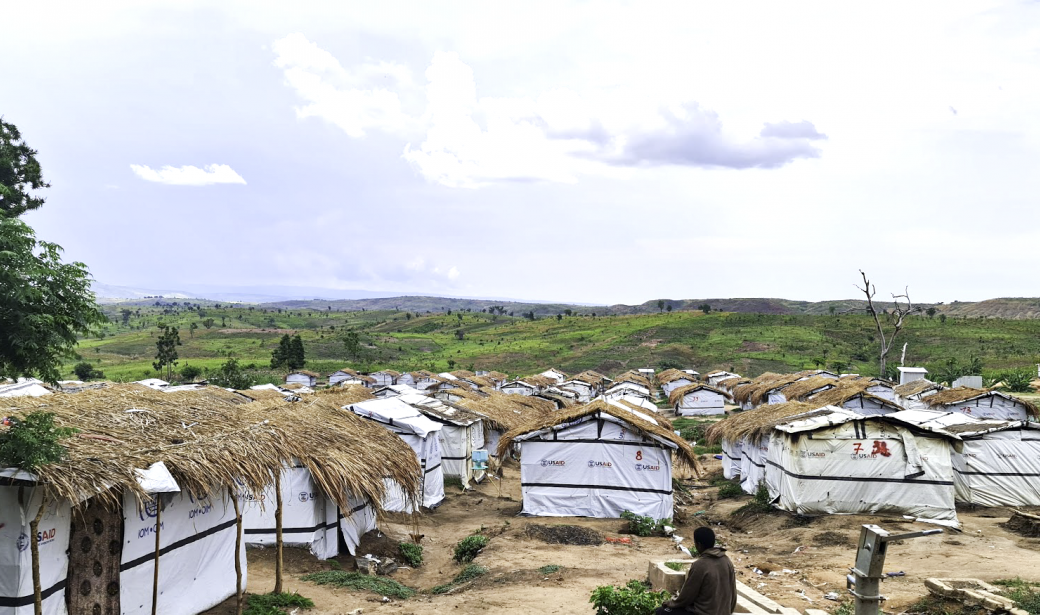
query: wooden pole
[
  {"left": 30, "top": 492, "right": 48, "bottom": 615},
  {"left": 151, "top": 497, "right": 162, "bottom": 615},
  {"left": 274, "top": 471, "right": 284, "bottom": 594},
  {"left": 229, "top": 487, "right": 243, "bottom": 615}
]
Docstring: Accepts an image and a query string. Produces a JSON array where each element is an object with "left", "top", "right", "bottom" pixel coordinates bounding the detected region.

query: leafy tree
[
  {"left": 271, "top": 334, "right": 291, "bottom": 369},
  {"left": 0, "top": 216, "right": 106, "bottom": 382},
  {"left": 202, "top": 318, "right": 215, "bottom": 329},
  {"left": 657, "top": 300, "right": 664, "bottom": 312},
  {"left": 342, "top": 330, "right": 362, "bottom": 360},
  {"left": 564, "top": 308, "right": 572, "bottom": 316},
  {"left": 926, "top": 307, "right": 937, "bottom": 318},
  {"left": 180, "top": 364, "right": 202, "bottom": 382},
  {"left": 939, "top": 314, "right": 947, "bottom": 324},
  {"left": 829, "top": 359, "right": 850, "bottom": 375},
  {"left": 556, "top": 314, "right": 563, "bottom": 321},
  {"left": 120, "top": 308, "right": 132, "bottom": 326},
  {"left": 188, "top": 321, "right": 198, "bottom": 338},
  {"left": 0, "top": 119, "right": 49, "bottom": 216},
  {"left": 152, "top": 324, "right": 181, "bottom": 380},
  {"left": 210, "top": 358, "right": 252, "bottom": 389},
  {"left": 455, "top": 328, "right": 465, "bottom": 341},
  {"left": 698, "top": 303, "right": 711, "bottom": 314},
  {"left": 447, "top": 359, "right": 456, "bottom": 370},
  {"left": 288, "top": 334, "right": 306, "bottom": 370},
  {"left": 666, "top": 304, "right": 672, "bottom": 312},
  {"left": 1000, "top": 369, "right": 1034, "bottom": 393},
  {"left": 72, "top": 361, "right": 103, "bottom": 381}
]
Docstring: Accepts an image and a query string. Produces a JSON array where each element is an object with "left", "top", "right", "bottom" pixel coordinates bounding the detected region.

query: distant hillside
[{"left": 937, "top": 298, "right": 1040, "bottom": 320}]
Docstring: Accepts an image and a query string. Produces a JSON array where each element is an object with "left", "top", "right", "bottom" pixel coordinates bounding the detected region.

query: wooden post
[
  {"left": 151, "top": 497, "right": 162, "bottom": 615},
  {"left": 229, "top": 487, "right": 243, "bottom": 615},
  {"left": 30, "top": 492, "right": 48, "bottom": 615},
  {"left": 274, "top": 471, "right": 284, "bottom": 594}
]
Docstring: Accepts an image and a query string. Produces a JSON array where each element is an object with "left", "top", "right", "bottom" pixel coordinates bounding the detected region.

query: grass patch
[
  {"left": 664, "top": 562, "right": 686, "bottom": 571},
  {"left": 444, "top": 475, "right": 465, "bottom": 490},
  {"left": 903, "top": 595, "right": 986, "bottom": 615},
  {"left": 300, "top": 571, "right": 415, "bottom": 600},
  {"left": 717, "top": 482, "right": 744, "bottom": 499},
  {"left": 539, "top": 564, "right": 562, "bottom": 575},
  {"left": 244, "top": 592, "right": 314, "bottom": 615},
  {"left": 832, "top": 601, "right": 853, "bottom": 615},
  {"left": 399, "top": 541, "right": 423, "bottom": 567},
  {"left": 453, "top": 534, "right": 489, "bottom": 563},
  {"left": 994, "top": 578, "right": 1040, "bottom": 615},
  {"left": 733, "top": 482, "right": 773, "bottom": 514},
  {"left": 431, "top": 564, "right": 489, "bottom": 594},
  {"left": 693, "top": 444, "right": 723, "bottom": 455}
]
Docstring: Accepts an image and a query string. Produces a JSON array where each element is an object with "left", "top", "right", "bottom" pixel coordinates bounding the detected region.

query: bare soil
[{"left": 203, "top": 458, "right": 1040, "bottom": 615}]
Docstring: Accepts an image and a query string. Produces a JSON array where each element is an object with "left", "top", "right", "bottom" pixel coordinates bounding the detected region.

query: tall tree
[
  {"left": 342, "top": 330, "right": 362, "bottom": 360},
  {"left": 270, "top": 334, "right": 291, "bottom": 369},
  {"left": 152, "top": 324, "right": 181, "bottom": 381},
  {"left": 288, "top": 334, "right": 305, "bottom": 370},
  {"left": 855, "top": 270, "right": 919, "bottom": 377},
  {"left": 0, "top": 119, "right": 49, "bottom": 216}
]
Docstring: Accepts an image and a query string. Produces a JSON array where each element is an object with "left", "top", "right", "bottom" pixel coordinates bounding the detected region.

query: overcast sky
[{"left": 4, "top": 1, "right": 1039, "bottom": 305}]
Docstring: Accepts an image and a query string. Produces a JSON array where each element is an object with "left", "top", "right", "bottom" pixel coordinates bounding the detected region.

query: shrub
[
  {"left": 620, "top": 510, "right": 672, "bottom": 537},
  {"left": 399, "top": 541, "right": 423, "bottom": 567},
  {"left": 72, "top": 361, "right": 103, "bottom": 381},
  {"left": 539, "top": 564, "right": 562, "bottom": 575},
  {"left": 664, "top": 562, "right": 686, "bottom": 571},
  {"left": 444, "top": 475, "right": 465, "bottom": 491},
  {"left": 300, "top": 571, "right": 415, "bottom": 599},
  {"left": 1000, "top": 369, "right": 1035, "bottom": 393},
  {"left": 453, "top": 534, "right": 489, "bottom": 563},
  {"left": 590, "top": 579, "right": 669, "bottom": 615},
  {"left": 244, "top": 592, "right": 314, "bottom": 615},
  {"left": 432, "top": 564, "right": 488, "bottom": 594},
  {"left": 0, "top": 412, "right": 78, "bottom": 471},
  {"left": 994, "top": 578, "right": 1040, "bottom": 615},
  {"left": 734, "top": 482, "right": 774, "bottom": 514},
  {"left": 717, "top": 482, "right": 744, "bottom": 499}
]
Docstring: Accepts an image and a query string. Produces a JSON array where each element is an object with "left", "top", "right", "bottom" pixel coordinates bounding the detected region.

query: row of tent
[{"left": 703, "top": 369, "right": 1040, "bottom": 527}]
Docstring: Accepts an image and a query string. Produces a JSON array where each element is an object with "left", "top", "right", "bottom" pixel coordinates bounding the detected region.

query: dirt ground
[{"left": 204, "top": 457, "right": 1040, "bottom": 615}]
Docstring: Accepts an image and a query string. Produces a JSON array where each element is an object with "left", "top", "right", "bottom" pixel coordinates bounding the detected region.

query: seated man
[{"left": 657, "top": 527, "right": 736, "bottom": 615}]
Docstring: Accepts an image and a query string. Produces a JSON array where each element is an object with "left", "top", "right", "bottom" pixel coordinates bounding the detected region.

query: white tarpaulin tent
[
  {"left": 397, "top": 394, "right": 486, "bottom": 485},
  {"left": 721, "top": 438, "right": 743, "bottom": 480},
  {"left": 668, "top": 384, "right": 729, "bottom": 416},
  {"left": 348, "top": 398, "right": 445, "bottom": 510},
  {"left": 0, "top": 475, "right": 71, "bottom": 615},
  {"left": 504, "top": 400, "right": 697, "bottom": 519},
  {"left": 739, "top": 438, "right": 769, "bottom": 494},
  {"left": 240, "top": 466, "right": 377, "bottom": 559},
  {"left": 766, "top": 407, "right": 959, "bottom": 527}
]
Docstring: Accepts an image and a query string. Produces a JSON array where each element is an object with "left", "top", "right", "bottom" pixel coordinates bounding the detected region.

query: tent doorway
[{"left": 66, "top": 493, "right": 123, "bottom": 615}]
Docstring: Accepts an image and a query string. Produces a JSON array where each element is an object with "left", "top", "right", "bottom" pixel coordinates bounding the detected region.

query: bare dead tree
[{"left": 855, "top": 270, "right": 920, "bottom": 378}]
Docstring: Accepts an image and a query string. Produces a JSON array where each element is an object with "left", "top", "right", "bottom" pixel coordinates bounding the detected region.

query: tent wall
[
  {"left": 739, "top": 440, "right": 768, "bottom": 494},
  {"left": 339, "top": 494, "right": 378, "bottom": 556},
  {"left": 120, "top": 488, "right": 244, "bottom": 615},
  {"left": 721, "top": 439, "right": 743, "bottom": 480},
  {"left": 661, "top": 379, "right": 695, "bottom": 397},
  {"left": 769, "top": 423, "right": 957, "bottom": 525},
  {"left": 942, "top": 397, "right": 1031, "bottom": 421},
  {"left": 953, "top": 431, "right": 1040, "bottom": 507},
  {"left": 437, "top": 422, "right": 485, "bottom": 484},
  {"left": 840, "top": 397, "right": 895, "bottom": 416},
  {"left": 675, "top": 391, "right": 726, "bottom": 416},
  {"left": 0, "top": 485, "right": 71, "bottom": 615},
  {"left": 518, "top": 419, "right": 675, "bottom": 519},
  {"left": 240, "top": 467, "right": 340, "bottom": 560},
  {"left": 394, "top": 433, "right": 444, "bottom": 509}
]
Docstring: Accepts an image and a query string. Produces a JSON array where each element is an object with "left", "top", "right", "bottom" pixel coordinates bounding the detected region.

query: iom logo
[{"left": 539, "top": 459, "right": 566, "bottom": 467}]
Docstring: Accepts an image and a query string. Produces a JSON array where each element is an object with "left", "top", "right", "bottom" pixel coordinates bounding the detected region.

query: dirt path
[{"left": 205, "top": 458, "right": 1040, "bottom": 614}]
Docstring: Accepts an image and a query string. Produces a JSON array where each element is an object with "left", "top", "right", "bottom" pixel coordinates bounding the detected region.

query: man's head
[{"left": 693, "top": 527, "right": 716, "bottom": 553}]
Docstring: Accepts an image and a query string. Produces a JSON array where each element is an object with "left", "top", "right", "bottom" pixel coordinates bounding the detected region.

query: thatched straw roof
[
  {"left": 921, "top": 387, "right": 1039, "bottom": 418},
  {"left": 704, "top": 401, "right": 820, "bottom": 445},
  {"left": 894, "top": 379, "right": 944, "bottom": 398},
  {"left": 485, "top": 371, "right": 509, "bottom": 382},
  {"left": 520, "top": 375, "right": 557, "bottom": 388},
  {"left": 0, "top": 385, "right": 420, "bottom": 513},
  {"left": 455, "top": 391, "right": 555, "bottom": 432},
  {"left": 667, "top": 383, "right": 731, "bottom": 407},
  {"left": 748, "top": 371, "right": 833, "bottom": 406},
  {"left": 731, "top": 372, "right": 783, "bottom": 404},
  {"left": 461, "top": 375, "right": 496, "bottom": 388},
  {"left": 655, "top": 369, "right": 685, "bottom": 385},
  {"left": 314, "top": 384, "right": 375, "bottom": 406},
  {"left": 716, "top": 377, "right": 748, "bottom": 391},
  {"left": 805, "top": 384, "right": 901, "bottom": 412},
  {"left": 610, "top": 398, "right": 672, "bottom": 430},
  {"left": 235, "top": 388, "right": 292, "bottom": 403},
  {"left": 449, "top": 370, "right": 476, "bottom": 379},
  {"left": 780, "top": 375, "right": 842, "bottom": 403},
  {"left": 436, "top": 387, "right": 489, "bottom": 402},
  {"left": 291, "top": 370, "right": 320, "bottom": 378},
  {"left": 614, "top": 371, "right": 652, "bottom": 389},
  {"left": 496, "top": 399, "right": 701, "bottom": 475},
  {"left": 572, "top": 370, "right": 611, "bottom": 386},
  {"left": 371, "top": 369, "right": 401, "bottom": 377}
]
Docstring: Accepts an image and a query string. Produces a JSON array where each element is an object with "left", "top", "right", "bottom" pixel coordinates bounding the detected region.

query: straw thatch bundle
[
  {"left": 572, "top": 370, "right": 611, "bottom": 386},
  {"left": 731, "top": 372, "right": 782, "bottom": 405},
  {"left": 667, "top": 383, "right": 730, "bottom": 408},
  {"left": 893, "top": 379, "right": 944, "bottom": 398},
  {"left": 747, "top": 371, "right": 828, "bottom": 406},
  {"left": 438, "top": 387, "right": 489, "bottom": 402},
  {"left": 314, "top": 384, "right": 375, "bottom": 406},
  {"left": 716, "top": 377, "right": 748, "bottom": 391},
  {"left": 655, "top": 369, "right": 686, "bottom": 385},
  {"left": 807, "top": 383, "right": 895, "bottom": 409},
  {"left": 704, "top": 401, "right": 818, "bottom": 446},
  {"left": 455, "top": 391, "right": 555, "bottom": 432},
  {"left": 495, "top": 399, "right": 700, "bottom": 475},
  {"left": 611, "top": 398, "right": 672, "bottom": 430},
  {"left": 921, "top": 387, "right": 1039, "bottom": 418},
  {"left": 449, "top": 370, "right": 476, "bottom": 379},
  {"left": 292, "top": 370, "right": 320, "bottom": 378},
  {"left": 779, "top": 375, "right": 842, "bottom": 403},
  {"left": 461, "top": 375, "right": 495, "bottom": 389},
  {"left": 235, "top": 388, "right": 292, "bottom": 403},
  {"left": 520, "top": 374, "right": 557, "bottom": 388},
  {"left": 614, "top": 371, "right": 651, "bottom": 389},
  {"left": 0, "top": 384, "right": 421, "bottom": 513},
  {"left": 486, "top": 371, "right": 509, "bottom": 382}
]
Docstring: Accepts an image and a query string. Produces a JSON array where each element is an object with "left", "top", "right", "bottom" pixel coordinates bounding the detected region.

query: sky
[{"left": 4, "top": 1, "right": 1040, "bottom": 305}]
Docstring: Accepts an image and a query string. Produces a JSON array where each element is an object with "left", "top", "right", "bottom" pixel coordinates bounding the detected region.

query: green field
[{"left": 65, "top": 301, "right": 1040, "bottom": 385}]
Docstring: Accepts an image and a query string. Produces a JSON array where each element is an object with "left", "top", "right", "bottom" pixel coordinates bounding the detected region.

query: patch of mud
[
  {"left": 525, "top": 523, "right": 604, "bottom": 546},
  {"left": 812, "top": 530, "right": 853, "bottom": 547},
  {"left": 354, "top": 529, "right": 403, "bottom": 561}
]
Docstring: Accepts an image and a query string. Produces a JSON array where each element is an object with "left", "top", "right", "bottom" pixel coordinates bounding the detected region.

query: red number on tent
[{"left": 636, "top": 451, "right": 643, "bottom": 461}]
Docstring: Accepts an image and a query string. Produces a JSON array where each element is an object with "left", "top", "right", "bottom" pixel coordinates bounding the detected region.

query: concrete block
[
  {"left": 737, "top": 580, "right": 785, "bottom": 614},
  {"left": 648, "top": 560, "right": 694, "bottom": 594}
]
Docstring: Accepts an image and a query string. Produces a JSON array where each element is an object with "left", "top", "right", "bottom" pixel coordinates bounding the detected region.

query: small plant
[
  {"left": 244, "top": 592, "right": 314, "bottom": 615},
  {"left": 620, "top": 510, "right": 671, "bottom": 537},
  {"left": 399, "top": 541, "right": 423, "bottom": 567},
  {"left": 717, "top": 482, "right": 744, "bottom": 499},
  {"left": 832, "top": 600, "right": 853, "bottom": 615},
  {"left": 453, "top": 534, "right": 489, "bottom": 563},
  {"left": 0, "top": 412, "right": 78, "bottom": 471},
  {"left": 539, "top": 564, "right": 562, "bottom": 575},
  {"left": 300, "top": 571, "right": 415, "bottom": 599},
  {"left": 590, "top": 579, "right": 669, "bottom": 615},
  {"left": 734, "top": 482, "right": 774, "bottom": 514},
  {"left": 431, "top": 564, "right": 489, "bottom": 594},
  {"left": 994, "top": 578, "right": 1040, "bottom": 615},
  {"left": 664, "top": 562, "right": 686, "bottom": 571},
  {"left": 1000, "top": 369, "right": 1035, "bottom": 393},
  {"left": 444, "top": 475, "right": 465, "bottom": 491}
]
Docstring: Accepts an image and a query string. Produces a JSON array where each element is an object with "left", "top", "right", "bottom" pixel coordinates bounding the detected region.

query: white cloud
[
  {"left": 272, "top": 33, "right": 413, "bottom": 137},
  {"left": 129, "top": 164, "right": 246, "bottom": 186}
]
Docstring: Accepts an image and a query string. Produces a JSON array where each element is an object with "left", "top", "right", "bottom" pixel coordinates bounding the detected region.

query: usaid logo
[
  {"left": 17, "top": 532, "right": 28, "bottom": 552},
  {"left": 540, "top": 459, "right": 566, "bottom": 467},
  {"left": 799, "top": 451, "right": 826, "bottom": 458},
  {"left": 298, "top": 491, "right": 317, "bottom": 502},
  {"left": 18, "top": 528, "right": 57, "bottom": 552},
  {"left": 587, "top": 461, "right": 613, "bottom": 469},
  {"left": 634, "top": 464, "right": 660, "bottom": 472}
]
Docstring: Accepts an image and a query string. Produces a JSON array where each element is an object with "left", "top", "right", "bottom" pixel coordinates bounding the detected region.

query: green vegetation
[
  {"left": 72, "top": 361, "right": 104, "bottom": 381},
  {"left": 832, "top": 601, "right": 854, "bottom": 615},
  {"left": 0, "top": 412, "right": 78, "bottom": 471},
  {"left": 444, "top": 475, "right": 465, "bottom": 491},
  {"left": 589, "top": 580, "right": 669, "bottom": 615},
  {"left": 453, "top": 534, "right": 489, "bottom": 563},
  {"left": 994, "top": 578, "right": 1040, "bottom": 615},
  {"left": 243, "top": 592, "right": 314, "bottom": 615},
  {"left": 717, "top": 481, "right": 745, "bottom": 499},
  {"left": 431, "top": 564, "right": 489, "bottom": 594},
  {"left": 620, "top": 510, "right": 671, "bottom": 537},
  {"left": 399, "top": 541, "right": 423, "bottom": 568},
  {"left": 664, "top": 562, "right": 686, "bottom": 571},
  {"left": 1000, "top": 369, "right": 1035, "bottom": 393},
  {"left": 734, "top": 482, "right": 773, "bottom": 514},
  {"left": 300, "top": 571, "right": 415, "bottom": 599},
  {"left": 539, "top": 564, "right": 562, "bottom": 575}
]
